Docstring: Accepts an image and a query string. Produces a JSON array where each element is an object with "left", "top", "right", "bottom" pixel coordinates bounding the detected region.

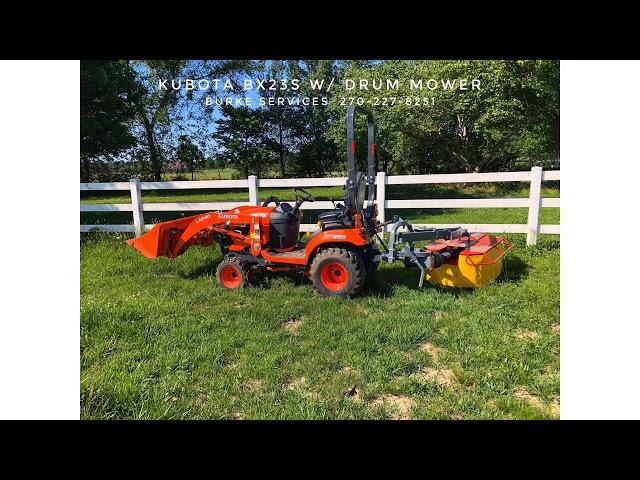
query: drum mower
[{"left": 128, "top": 106, "right": 512, "bottom": 297}]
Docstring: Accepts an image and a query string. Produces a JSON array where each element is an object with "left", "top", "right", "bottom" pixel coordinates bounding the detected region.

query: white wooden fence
[{"left": 80, "top": 166, "right": 560, "bottom": 246}]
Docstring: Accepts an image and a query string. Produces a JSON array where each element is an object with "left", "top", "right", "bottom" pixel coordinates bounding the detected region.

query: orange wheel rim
[
  {"left": 220, "top": 265, "right": 242, "bottom": 288},
  {"left": 319, "top": 262, "right": 349, "bottom": 291}
]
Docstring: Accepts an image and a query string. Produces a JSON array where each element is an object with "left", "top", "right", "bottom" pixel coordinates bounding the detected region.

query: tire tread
[
  {"left": 309, "top": 247, "right": 366, "bottom": 297},
  {"left": 216, "top": 256, "right": 250, "bottom": 289}
]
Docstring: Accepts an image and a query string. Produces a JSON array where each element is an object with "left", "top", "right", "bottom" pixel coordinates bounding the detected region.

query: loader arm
[{"left": 127, "top": 208, "right": 263, "bottom": 259}]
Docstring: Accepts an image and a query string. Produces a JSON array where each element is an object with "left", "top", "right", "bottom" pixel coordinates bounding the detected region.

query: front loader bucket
[
  {"left": 127, "top": 224, "right": 170, "bottom": 258},
  {"left": 127, "top": 216, "right": 198, "bottom": 259}
]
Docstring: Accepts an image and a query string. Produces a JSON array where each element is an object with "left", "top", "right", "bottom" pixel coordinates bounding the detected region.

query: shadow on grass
[
  {"left": 179, "top": 259, "right": 306, "bottom": 291},
  {"left": 500, "top": 256, "right": 530, "bottom": 284},
  {"left": 361, "top": 253, "right": 532, "bottom": 296},
  {"left": 179, "top": 260, "right": 220, "bottom": 280},
  {"left": 178, "top": 252, "right": 531, "bottom": 296},
  {"left": 360, "top": 266, "right": 477, "bottom": 298}
]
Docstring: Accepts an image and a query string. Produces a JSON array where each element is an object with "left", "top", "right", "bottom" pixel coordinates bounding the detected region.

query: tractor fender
[{"left": 304, "top": 229, "right": 370, "bottom": 265}]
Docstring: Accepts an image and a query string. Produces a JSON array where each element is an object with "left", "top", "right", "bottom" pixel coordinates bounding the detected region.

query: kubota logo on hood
[{"left": 217, "top": 213, "right": 239, "bottom": 220}]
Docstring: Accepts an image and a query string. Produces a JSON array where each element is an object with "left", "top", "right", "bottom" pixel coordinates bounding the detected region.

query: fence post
[
  {"left": 248, "top": 175, "right": 259, "bottom": 206},
  {"left": 376, "top": 171, "right": 386, "bottom": 226},
  {"left": 129, "top": 178, "right": 144, "bottom": 237},
  {"left": 526, "top": 166, "right": 543, "bottom": 246}
]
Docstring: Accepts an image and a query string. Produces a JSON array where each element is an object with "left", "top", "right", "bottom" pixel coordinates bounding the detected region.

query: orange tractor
[{"left": 128, "top": 106, "right": 511, "bottom": 297}]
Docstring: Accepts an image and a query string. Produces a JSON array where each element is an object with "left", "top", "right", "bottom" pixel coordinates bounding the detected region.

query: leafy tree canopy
[
  {"left": 329, "top": 60, "right": 560, "bottom": 174},
  {"left": 80, "top": 60, "right": 141, "bottom": 181},
  {"left": 81, "top": 60, "right": 559, "bottom": 181}
]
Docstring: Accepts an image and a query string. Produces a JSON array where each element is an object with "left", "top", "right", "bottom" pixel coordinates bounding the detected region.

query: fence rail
[{"left": 80, "top": 166, "right": 560, "bottom": 245}]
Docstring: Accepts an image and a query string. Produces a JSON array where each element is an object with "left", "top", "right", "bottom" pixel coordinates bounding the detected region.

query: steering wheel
[
  {"left": 262, "top": 196, "right": 280, "bottom": 207},
  {"left": 293, "top": 187, "right": 315, "bottom": 203}
]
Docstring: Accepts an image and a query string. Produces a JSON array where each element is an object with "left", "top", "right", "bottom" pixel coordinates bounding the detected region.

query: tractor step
[{"left": 265, "top": 248, "right": 306, "bottom": 259}]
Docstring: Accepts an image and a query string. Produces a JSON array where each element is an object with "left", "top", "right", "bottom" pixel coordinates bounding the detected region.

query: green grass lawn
[
  {"left": 395, "top": 208, "right": 560, "bottom": 226},
  {"left": 162, "top": 168, "right": 240, "bottom": 181},
  {"left": 80, "top": 232, "right": 560, "bottom": 420},
  {"left": 153, "top": 167, "right": 351, "bottom": 181}
]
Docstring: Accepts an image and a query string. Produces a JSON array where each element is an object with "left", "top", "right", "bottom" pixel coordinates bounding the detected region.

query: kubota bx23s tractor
[{"left": 128, "top": 106, "right": 512, "bottom": 297}]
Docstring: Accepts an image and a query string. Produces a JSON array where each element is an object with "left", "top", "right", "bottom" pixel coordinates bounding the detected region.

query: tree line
[{"left": 80, "top": 60, "right": 559, "bottom": 182}]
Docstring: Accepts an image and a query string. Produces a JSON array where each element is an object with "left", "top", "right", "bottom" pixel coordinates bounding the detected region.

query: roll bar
[{"left": 346, "top": 105, "right": 377, "bottom": 207}]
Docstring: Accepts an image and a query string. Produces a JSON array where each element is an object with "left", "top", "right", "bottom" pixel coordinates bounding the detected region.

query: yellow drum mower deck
[{"left": 381, "top": 217, "right": 512, "bottom": 288}]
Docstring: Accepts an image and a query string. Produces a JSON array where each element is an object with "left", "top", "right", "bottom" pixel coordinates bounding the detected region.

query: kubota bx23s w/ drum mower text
[{"left": 128, "top": 106, "right": 512, "bottom": 297}]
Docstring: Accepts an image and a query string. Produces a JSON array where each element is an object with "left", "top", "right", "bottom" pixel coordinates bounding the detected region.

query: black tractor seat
[
  {"left": 317, "top": 204, "right": 351, "bottom": 230},
  {"left": 318, "top": 210, "right": 342, "bottom": 222}
]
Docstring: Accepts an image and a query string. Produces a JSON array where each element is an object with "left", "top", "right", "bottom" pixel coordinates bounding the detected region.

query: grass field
[
  {"left": 161, "top": 168, "right": 350, "bottom": 181},
  {"left": 80, "top": 230, "right": 560, "bottom": 420},
  {"left": 162, "top": 168, "right": 240, "bottom": 181}
]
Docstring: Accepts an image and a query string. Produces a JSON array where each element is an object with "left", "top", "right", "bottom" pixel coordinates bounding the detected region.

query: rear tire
[
  {"left": 216, "top": 256, "right": 250, "bottom": 289},
  {"left": 310, "top": 247, "right": 366, "bottom": 298},
  {"left": 364, "top": 255, "right": 379, "bottom": 281}
]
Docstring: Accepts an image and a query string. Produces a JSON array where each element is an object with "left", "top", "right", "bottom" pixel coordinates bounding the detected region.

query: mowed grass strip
[{"left": 80, "top": 233, "right": 560, "bottom": 419}]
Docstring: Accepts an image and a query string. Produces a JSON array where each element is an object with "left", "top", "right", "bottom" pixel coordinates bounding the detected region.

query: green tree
[
  {"left": 286, "top": 60, "right": 342, "bottom": 176},
  {"left": 213, "top": 105, "right": 270, "bottom": 178},
  {"left": 258, "top": 60, "right": 296, "bottom": 177},
  {"left": 80, "top": 60, "right": 140, "bottom": 182},
  {"left": 329, "top": 60, "right": 560, "bottom": 174},
  {"left": 175, "top": 136, "right": 206, "bottom": 180},
  {"left": 130, "top": 60, "right": 256, "bottom": 181}
]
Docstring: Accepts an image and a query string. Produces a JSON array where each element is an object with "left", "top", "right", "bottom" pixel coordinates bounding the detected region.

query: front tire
[
  {"left": 216, "top": 257, "right": 250, "bottom": 289},
  {"left": 310, "top": 247, "right": 366, "bottom": 298}
]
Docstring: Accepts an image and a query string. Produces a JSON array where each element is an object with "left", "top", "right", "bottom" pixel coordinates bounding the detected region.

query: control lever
[
  {"left": 290, "top": 198, "right": 303, "bottom": 216},
  {"left": 382, "top": 215, "right": 400, "bottom": 227}
]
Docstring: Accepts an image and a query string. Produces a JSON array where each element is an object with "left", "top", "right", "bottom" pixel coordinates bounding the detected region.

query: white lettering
[
  {"left": 310, "top": 79, "right": 326, "bottom": 90},
  {"left": 442, "top": 79, "right": 456, "bottom": 90}
]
